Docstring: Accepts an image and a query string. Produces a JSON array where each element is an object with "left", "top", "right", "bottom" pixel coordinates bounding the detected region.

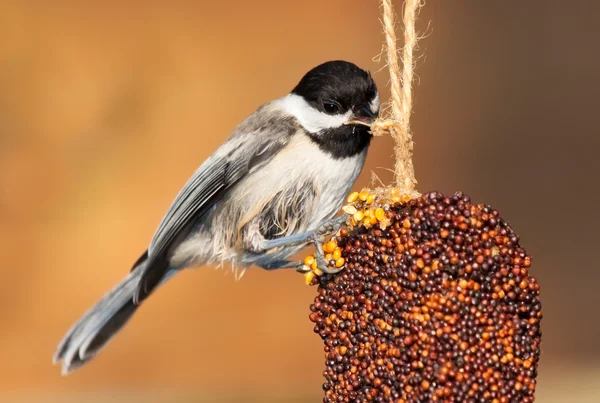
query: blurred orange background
[{"left": 1, "top": 1, "right": 599, "bottom": 402}]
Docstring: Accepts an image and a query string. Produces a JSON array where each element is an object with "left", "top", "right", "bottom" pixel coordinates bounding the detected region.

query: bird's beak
[{"left": 344, "top": 106, "right": 376, "bottom": 128}]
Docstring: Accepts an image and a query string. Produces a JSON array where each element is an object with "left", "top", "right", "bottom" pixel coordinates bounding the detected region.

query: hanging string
[{"left": 372, "top": 0, "right": 423, "bottom": 193}]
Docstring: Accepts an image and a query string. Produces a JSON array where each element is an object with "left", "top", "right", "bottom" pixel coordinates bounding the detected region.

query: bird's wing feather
[
  {"left": 148, "top": 156, "right": 239, "bottom": 257},
  {"left": 134, "top": 104, "right": 298, "bottom": 302}
]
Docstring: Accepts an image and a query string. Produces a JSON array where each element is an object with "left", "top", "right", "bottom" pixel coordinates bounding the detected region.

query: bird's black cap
[{"left": 292, "top": 60, "right": 377, "bottom": 114}]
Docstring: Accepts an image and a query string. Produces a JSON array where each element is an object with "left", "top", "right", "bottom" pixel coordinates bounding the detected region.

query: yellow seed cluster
[
  {"left": 343, "top": 187, "right": 413, "bottom": 231},
  {"left": 303, "top": 186, "right": 418, "bottom": 284}
]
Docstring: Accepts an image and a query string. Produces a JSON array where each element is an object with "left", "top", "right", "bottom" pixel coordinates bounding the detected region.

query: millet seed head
[{"left": 307, "top": 191, "right": 542, "bottom": 403}]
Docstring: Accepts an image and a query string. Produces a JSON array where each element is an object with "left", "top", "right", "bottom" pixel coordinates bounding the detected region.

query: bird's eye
[{"left": 323, "top": 101, "right": 340, "bottom": 114}]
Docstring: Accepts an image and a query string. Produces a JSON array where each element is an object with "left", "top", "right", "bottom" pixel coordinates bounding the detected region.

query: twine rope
[{"left": 373, "top": 0, "right": 423, "bottom": 193}]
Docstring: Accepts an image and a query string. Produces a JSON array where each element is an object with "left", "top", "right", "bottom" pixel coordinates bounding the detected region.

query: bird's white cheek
[
  {"left": 277, "top": 94, "right": 352, "bottom": 133},
  {"left": 369, "top": 93, "right": 380, "bottom": 115}
]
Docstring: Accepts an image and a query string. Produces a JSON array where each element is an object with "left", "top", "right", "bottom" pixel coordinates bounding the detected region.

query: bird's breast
[{"left": 237, "top": 133, "right": 367, "bottom": 233}]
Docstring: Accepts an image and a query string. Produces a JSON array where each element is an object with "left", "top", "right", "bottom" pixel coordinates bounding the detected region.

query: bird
[{"left": 53, "top": 60, "right": 380, "bottom": 375}]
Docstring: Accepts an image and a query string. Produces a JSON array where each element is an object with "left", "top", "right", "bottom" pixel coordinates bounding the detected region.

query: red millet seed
[{"left": 309, "top": 191, "right": 542, "bottom": 403}]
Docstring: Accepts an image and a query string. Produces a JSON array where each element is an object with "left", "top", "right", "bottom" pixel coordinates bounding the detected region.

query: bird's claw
[
  {"left": 296, "top": 264, "right": 311, "bottom": 274},
  {"left": 296, "top": 216, "right": 349, "bottom": 284},
  {"left": 318, "top": 264, "right": 345, "bottom": 275},
  {"left": 313, "top": 254, "right": 343, "bottom": 274}
]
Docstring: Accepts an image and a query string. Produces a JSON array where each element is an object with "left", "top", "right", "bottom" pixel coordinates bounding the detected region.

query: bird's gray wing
[{"left": 134, "top": 106, "right": 297, "bottom": 302}]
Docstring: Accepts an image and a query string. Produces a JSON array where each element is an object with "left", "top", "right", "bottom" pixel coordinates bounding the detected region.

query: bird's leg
[
  {"left": 260, "top": 216, "right": 347, "bottom": 250},
  {"left": 259, "top": 260, "right": 304, "bottom": 271},
  {"left": 258, "top": 215, "right": 347, "bottom": 274}
]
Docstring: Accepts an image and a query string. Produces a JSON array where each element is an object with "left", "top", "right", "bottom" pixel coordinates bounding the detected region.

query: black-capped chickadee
[{"left": 54, "top": 60, "right": 380, "bottom": 374}]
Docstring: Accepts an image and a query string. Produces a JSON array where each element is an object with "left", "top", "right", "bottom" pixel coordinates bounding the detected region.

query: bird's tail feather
[{"left": 53, "top": 256, "right": 174, "bottom": 375}]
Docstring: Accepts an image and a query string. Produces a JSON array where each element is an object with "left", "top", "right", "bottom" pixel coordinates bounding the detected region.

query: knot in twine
[{"left": 371, "top": 0, "right": 423, "bottom": 197}]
